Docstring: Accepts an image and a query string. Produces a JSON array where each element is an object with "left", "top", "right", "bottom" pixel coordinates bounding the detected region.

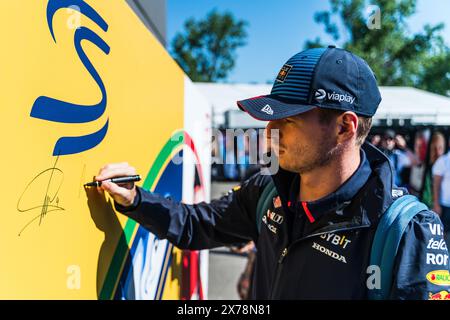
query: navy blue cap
[{"left": 237, "top": 46, "right": 382, "bottom": 120}]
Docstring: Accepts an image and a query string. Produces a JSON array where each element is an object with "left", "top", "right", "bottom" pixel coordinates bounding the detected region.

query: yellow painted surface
[{"left": 0, "top": 0, "right": 184, "bottom": 299}]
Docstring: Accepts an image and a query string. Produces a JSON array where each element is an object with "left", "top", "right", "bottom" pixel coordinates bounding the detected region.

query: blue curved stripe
[
  {"left": 30, "top": 27, "right": 110, "bottom": 123},
  {"left": 53, "top": 119, "right": 109, "bottom": 156},
  {"left": 47, "top": 0, "right": 108, "bottom": 42}
]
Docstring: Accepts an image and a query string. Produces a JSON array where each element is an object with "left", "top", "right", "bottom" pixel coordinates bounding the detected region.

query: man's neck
[{"left": 299, "top": 148, "right": 361, "bottom": 202}]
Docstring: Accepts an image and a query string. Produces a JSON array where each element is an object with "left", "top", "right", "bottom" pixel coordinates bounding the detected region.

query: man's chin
[
  {"left": 279, "top": 158, "right": 312, "bottom": 174},
  {"left": 278, "top": 159, "right": 297, "bottom": 173}
]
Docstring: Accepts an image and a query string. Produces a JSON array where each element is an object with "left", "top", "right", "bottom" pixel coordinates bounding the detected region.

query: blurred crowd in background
[
  {"left": 212, "top": 128, "right": 449, "bottom": 205},
  {"left": 211, "top": 126, "right": 450, "bottom": 299}
]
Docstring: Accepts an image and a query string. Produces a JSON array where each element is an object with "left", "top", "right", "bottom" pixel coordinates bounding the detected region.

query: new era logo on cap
[{"left": 261, "top": 104, "right": 274, "bottom": 115}]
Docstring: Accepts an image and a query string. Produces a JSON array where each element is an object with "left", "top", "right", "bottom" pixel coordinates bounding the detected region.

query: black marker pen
[{"left": 84, "top": 175, "right": 141, "bottom": 187}]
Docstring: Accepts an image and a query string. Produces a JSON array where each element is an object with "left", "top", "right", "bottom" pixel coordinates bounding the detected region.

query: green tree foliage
[
  {"left": 305, "top": 0, "right": 450, "bottom": 96},
  {"left": 171, "top": 10, "right": 248, "bottom": 82}
]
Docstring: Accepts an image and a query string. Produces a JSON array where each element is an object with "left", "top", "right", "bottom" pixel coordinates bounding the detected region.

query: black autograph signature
[{"left": 17, "top": 156, "right": 65, "bottom": 236}]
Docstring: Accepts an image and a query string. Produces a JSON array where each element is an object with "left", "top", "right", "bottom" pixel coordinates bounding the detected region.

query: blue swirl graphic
[
  {"left": 31, "top": 0, "right": 110, "bottom": 156},
  {"left": 53, "top": 119, "right": 109, "bottom": 156},
  {"left": 31, "top": 27, "right": 110, "bottom": 123},
  {"left": 46, "top": 0, "right": 108, "bottom": 42}
]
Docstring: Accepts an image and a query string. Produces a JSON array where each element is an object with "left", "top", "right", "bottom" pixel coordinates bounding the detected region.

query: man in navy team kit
[{"left": 96, "top": 46, "right": 450, "bottom": 299}]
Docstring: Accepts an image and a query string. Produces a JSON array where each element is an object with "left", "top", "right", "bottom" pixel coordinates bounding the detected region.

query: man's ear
[{"left": 337, "top": 112, "right": 358, "bottom": 143}]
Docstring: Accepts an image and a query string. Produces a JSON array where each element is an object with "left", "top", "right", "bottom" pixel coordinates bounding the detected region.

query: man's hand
[
  {"left": 230, "top": 241, "right": 255, "bottom": 255},
  {"left": 395, "top": 135, "right": 408, "bottom": 150},
  {"left": 95, "top": 162, "right": 138, "bottom": 207}
]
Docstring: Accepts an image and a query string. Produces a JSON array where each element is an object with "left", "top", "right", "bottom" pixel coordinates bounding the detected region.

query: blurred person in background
[
  {"left": 380, "top": 130, "right": 420, "bottom": 187},
  {"left": 432, "top": 136, "right": 450, "bottom": 244},
  {"left": 409, "top": 132, "right": 428, "bottom": 196},
  {"left": 370, "top": 134, "right": 381, "bottom": 147},
  {"left": 422, "top": 132, "right": 446, "bottom": 208},
  {"left": 229, "top": 241, "right": 256, "bottom": 300}
]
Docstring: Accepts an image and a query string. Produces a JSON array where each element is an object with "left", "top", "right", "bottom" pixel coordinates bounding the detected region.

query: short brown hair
[{"left": 317, "top": 109, "right": 372, "bottom": 146}]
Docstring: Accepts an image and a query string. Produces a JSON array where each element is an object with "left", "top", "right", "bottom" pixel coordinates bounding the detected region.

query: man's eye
[{"left": 285, "top": 118, "right": 294, "bottom": 123}]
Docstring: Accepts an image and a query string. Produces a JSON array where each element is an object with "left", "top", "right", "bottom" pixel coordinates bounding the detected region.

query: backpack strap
[
  {"left": 370, "top": 195, "right": 417, "bottom": 268},
  {"left": 379, "top": 199, "right": 427, "bottom": 297},
  {"left": 256, "top": 180, "right": 278, "bottom": 233},
  {"left": 368, "top": 195, "right": 427, "bottom": 300}
]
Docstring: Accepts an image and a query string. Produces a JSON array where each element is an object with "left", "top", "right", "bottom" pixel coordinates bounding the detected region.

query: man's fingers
[
  {"left": 97, "top": 162, "right": 128, "bottom": 175},
  {"left": 101, "top": 181, "right": 128, "bottom": 197},
  {"left": 96, "top": 165, "right": 136, "bottom": 181},
  {"left": 94, "top": 163, "right": 138, "bottom": 207},
  {"left": 97, "top": 162, "right": 130, "bottom": 176},
  {"left": 101, "top": 181, "right": 136, "bottom": 207}
]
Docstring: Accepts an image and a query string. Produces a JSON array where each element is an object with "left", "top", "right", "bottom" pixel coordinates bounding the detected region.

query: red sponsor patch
[{"left": 273, "top": 196, "right": 282, "bottom": 209}]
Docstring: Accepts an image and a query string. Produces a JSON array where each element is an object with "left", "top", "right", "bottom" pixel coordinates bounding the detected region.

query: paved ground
[
  {"left": 208, "top": 181, "right": 247, "bottom": 300},
  {"left": 208, "top": 248, "right": 247, "bottom": 300}
]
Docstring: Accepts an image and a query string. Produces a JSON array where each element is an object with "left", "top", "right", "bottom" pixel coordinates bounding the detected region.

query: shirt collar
[{"left": 287, "top": 149, "right": 372, "bottom": 223}]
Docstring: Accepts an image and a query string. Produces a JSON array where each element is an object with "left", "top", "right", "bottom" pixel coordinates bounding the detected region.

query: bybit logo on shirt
[{"left": 320, "top": 233, "right": 352, "bottom": 249}]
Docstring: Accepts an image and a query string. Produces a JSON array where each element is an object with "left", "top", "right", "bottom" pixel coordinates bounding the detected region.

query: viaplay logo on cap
[
  {"left": 315, "top": 89, "right": 327, "bottom": 103},
  {"left": 315, "top": 89, "right": 356, "bottom": 105}
]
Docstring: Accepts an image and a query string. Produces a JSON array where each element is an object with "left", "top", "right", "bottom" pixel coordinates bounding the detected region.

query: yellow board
[{"left": 0, "top": 0, "right": 184, "bottom": 298}]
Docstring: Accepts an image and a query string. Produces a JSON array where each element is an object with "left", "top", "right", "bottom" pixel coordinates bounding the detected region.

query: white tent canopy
[{"left": 195, "top": 83, "right": 450, "bottom": 128}]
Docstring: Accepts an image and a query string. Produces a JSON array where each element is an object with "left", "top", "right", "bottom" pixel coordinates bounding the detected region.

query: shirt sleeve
[
  {"left": 432, "top": 157, "right": 446, "bottom": 177},
  {"left": 390, "top": 210, "right": 450, "bottom": 300},
  {"left": 114, "top": 173, "right": 271, "bottom": 250}
]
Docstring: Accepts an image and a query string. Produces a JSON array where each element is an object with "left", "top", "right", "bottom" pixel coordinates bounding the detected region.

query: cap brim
[{"left": 237, "top": 95, "right": 316, "bottom": 121}]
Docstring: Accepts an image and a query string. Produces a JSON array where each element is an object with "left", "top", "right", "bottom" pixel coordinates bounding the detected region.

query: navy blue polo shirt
[{"left": 285, "top": 149, "right": 372, "bottom": 241}]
